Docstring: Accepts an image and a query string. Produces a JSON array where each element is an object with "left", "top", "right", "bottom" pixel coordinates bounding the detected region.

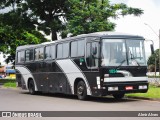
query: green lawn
[
  {"left": 126, "top": 85, "right": 160, "bottom": 99},
  {"left": 3, "top": 82, "right": 16, "bottom": 88}
]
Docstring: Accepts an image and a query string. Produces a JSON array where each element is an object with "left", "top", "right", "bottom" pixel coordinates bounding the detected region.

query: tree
[
  {"left": 147, "top": 49, "right": 159, "bottom": 66},
  {"left": 0, "top": 0, "right": 143, "bottom": 39},
  {"left": 0, "top": 0, "right": 144, "bottom": 64},
  {"left": 0, "top": 10, "right": 47, "bottom": 64},
  {"left": 65, "top": 0, "right": 143, "bottom": 36},
  {"left": 0, "top": 0, "right": 68, "bottom": 40}
]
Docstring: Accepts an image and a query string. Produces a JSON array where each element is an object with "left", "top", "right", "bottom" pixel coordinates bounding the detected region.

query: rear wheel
[
  {"left": 28, "top": 80, "right": 36, "bottom": 95},
  {"left": 77, "top": 81, "right": 87, "bottom": 100},
  {"left": 113, "top": 93, "right": 125, "bottom": 99}
]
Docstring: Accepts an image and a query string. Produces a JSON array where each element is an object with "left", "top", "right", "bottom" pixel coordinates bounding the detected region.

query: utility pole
[{"left": 144, "top": 23, "right": 160, "bottom": 76}]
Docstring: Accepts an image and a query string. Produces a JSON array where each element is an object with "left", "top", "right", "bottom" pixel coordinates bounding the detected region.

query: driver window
[{"left": 86, "top": 42, "right": 99, "bottom": 68}]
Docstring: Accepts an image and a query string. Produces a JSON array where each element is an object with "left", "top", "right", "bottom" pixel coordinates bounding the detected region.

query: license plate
[{"left": 125, "top": 86, "right": 133, "bottom": 90}]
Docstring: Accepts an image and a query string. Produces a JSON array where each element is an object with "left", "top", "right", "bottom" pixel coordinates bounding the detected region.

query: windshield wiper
[
  {"left": 116, "top": 58, "right": 140, "bottom": 69},
  {"left": 129, "top": 49, "right": 140, "bottom": 66},
  {"left": 130, "top": 57, "right": 140, "bottom": 66},
  {"left": 116, "top": 59, "right": 127, "bottom": 69}
]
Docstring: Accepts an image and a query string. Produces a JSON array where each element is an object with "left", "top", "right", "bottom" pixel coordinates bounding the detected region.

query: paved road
[{"left": 0, "top": 87, "right": 160, "bottom": 120}]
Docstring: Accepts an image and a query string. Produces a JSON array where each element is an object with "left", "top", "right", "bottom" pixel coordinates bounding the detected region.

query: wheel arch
[
  {"left": 27, "top": 77, "right": 38, "bottom": 91},
  {"left": 74, "top": 78, "right": 85, "bottom": 95}
]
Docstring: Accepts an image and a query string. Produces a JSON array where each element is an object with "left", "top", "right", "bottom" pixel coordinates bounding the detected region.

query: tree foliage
[
  {"left": 0, "top": 0, "right": 143, "bottom": 39},
  {"left": 147, "top": 49, "right": 159, "bottom": 66},
  {"left": 0, "top": 10, "right": 47, "bottom": 64},
  {"left": 0, "top": 0, "right": 143, "bottom": 64},
  {"left": 0, "top": 0, "right": 68, "bottom": 40},
  {"left": 65, "top": 0, "right": 143, "bottom": 36}
]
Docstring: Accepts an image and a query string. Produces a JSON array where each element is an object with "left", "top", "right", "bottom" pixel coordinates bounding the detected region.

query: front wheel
[
  {"left": 77, "top": 81, "right": 88, "bottom": 100},
  {"left": 113, "top": 93, "right": 125, "bottom": 99},
  {"left": 28, "top": 80, "right": 36, "bottom": 95}
]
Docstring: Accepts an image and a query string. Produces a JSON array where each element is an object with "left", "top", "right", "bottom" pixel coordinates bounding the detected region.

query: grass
[
  {"left": 148, "top": 75, "right": 160, "bottom": 78},
  {"left": 3, "top": 82, "right": 16, "bottom": 88},
  {"left": 126, "top": 85, "right": 160, "bottom": 99}
]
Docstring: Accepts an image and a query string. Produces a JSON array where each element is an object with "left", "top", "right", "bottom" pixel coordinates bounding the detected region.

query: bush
[
  {"left": 0, "top": 79, "right": 16, "bottom": 84},
  {"left": 148, "top": 64, "right": 155, "bottom": 72}
]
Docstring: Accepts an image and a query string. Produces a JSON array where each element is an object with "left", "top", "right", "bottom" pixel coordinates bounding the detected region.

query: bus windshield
[{"left": 101, "top": 39, "right": 146, "bottom": 66}]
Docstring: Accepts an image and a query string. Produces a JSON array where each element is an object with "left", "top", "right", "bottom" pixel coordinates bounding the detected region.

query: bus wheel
[
  {"left": 77, "top": 81, "right": 87, "bottom": 100},
  {"left": 28, "top": 80, "right": 36, "bottom": 95},
  {"left": 113, "top": 93, "right": 124, "bottom": 99}
]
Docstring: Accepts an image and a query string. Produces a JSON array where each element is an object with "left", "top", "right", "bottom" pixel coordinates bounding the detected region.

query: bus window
[
  {"left": 91, "top": 42, "right": 99, "bottom": 67},
  {"left": 86, "top": 42, "right": 99, "bottom": 68},
  {"left": 17, "top": 52, "right": 21, "bottom": 63},
  {"left": 71, "top": 41, "right": 77, "bottom": 57},
  {"left": 63, "top": 43, "right": 69, "bottom": 58},
  {"left": 86, "top": 43, "right": 91, "bottom": 67},
  {"left": 17, "top": 51, "right": 25, "bottom": 63},
  {"left": 34, "top": 47, "right": 44, "bottom": 60},
  {"left": 57, "top": 44, "right": 63, "bottom": 59},
  {"left": 78, "top": 40, "right": 85, "bottom": 56},
  {"left": 39, "top": 47, "right": 44, "bottom": 60},
  {"left": 50, "top": 45, "right": 55, "bottom": 59},
  {"left": 45, "top": 46, "right": 51, "bottom": 59},
  {"left": 34, "top": 48, "right": 39, "bottom": 60},
  {"left": 71, "top": 40, "right": 85, "bottom": 58},
  {"left": 25, "top": 49, "right": 33, "bottom": 61}
]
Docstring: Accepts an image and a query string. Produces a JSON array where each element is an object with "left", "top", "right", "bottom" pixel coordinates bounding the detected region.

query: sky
[
  {"left": 111, "top": 0, "right": 160, "bottom": 50},
  {"left": 1, "top": 0, "right": 160, "bottom": 64}
]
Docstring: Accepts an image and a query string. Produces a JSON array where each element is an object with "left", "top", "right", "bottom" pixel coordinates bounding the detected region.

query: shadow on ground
[{"left": 20, "top": 91, "right": 138, "bottom": 103}]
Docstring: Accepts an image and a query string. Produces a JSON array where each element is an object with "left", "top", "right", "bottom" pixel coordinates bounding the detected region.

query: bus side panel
[
  {"left": 16, "top": 70, "right": 27, "bottom": 90},
  {"left": 72, "top": 58, "right": 102, "bottom": 96},
  {"left": 25, "top": 62, "right": 42, "bottom": 91},
  {"left": 48, "top": 61, "right": 72, "bottom": 94}
]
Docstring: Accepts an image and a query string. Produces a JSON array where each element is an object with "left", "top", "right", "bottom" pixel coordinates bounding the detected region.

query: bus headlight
[
  {"left": 108, "top": 87, "right": 118, "bottom": 91},
  {"left": 139, "top": 85, "right": 147, "bottom": 89}
]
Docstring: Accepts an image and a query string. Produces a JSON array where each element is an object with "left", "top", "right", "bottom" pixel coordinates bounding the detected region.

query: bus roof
[{"left": 16, "top": 31, "right": 144, "bottom": 51}]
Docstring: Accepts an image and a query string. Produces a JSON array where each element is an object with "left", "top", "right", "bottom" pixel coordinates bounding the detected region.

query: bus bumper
[{"left": 92, "top": 81, "right": 148, "bottom": 96}]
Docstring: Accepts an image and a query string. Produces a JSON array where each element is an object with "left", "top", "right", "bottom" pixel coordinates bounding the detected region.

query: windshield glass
[
  {"left": 101, "top": 39, "right": 146, "bottom": 66},
  {"left": 126, "top": 40, "right": 146, "bottom": 66}
]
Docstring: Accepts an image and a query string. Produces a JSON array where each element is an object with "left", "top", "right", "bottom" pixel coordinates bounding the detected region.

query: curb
[
  {"left": 126, "top": 96, "right": 160, "bottom": 102},
  {"left": 0, "top": 85, "right": 19, "bottom": 90}
]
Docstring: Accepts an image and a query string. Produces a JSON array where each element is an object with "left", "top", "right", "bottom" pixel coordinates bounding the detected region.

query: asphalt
[{"left": 0, "top": 87, "right": 160, "bottom": 120}]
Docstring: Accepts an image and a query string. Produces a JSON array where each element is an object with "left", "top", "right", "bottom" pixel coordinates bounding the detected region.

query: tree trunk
[{"left": 51, "top": 30, "right": 57, "bottom": 41}]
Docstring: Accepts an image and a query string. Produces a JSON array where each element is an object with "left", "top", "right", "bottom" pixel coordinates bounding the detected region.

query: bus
[{"left": 15, "top": 32, "right": 150, "bottom": 100}]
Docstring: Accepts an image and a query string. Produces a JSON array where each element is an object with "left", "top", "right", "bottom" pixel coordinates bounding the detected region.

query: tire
[
  {"left": 28, "top": 80, "right": 36, "bottom": 95},
  {"left": 113, "top": 93, "right": 125, "bottom": 99},
  {"left": 77, "top": 81, "right": 87, "bottom": 100}
]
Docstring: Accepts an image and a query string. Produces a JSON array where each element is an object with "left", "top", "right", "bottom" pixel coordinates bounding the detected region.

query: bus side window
[
  {"left": 34, "top": 47, "right": 44, "bottom": 60},
  {"left": 34, "top": 48, "right": 39, "bottom": 60},
  {"left": 71, "top": 40, "right": 84, "bottom": 58},
  {"left": 50, "top": 45, "right": 55, "bottom": 59},
  {"left": 57, "top": 44, "right": 63, "bottom": 59},
  {"left": 39, "top": 47, "right": 44, "bottom": 60},
  {"left": 91, "top": 42, "right": 99, "bottom": 67},
  {"left": 86, "top": 43, "right": 91, "bottom": 67},
  {"left": 45, "top": 46, "right": 51, "bottom": 59},
  {"left": 71, "top": 41, "right": 77, "bottom": 57},
  {"left": 63, "top": 43, "right": 69, "bottom": 58},
  {"left": 25, "top": 49, "right": 33, "bottom": 61},
  {"left": 17, "top": 51, "right": 25, "bottom": 63},
  {"left": 17, "top": 52, "right": 21, "bottom": 63},
  {"left": 86, "top": 42, "right": 99, "bottom": 68},
  {"left": 78, "top": 40, "right": 85, "bottom": 56}
]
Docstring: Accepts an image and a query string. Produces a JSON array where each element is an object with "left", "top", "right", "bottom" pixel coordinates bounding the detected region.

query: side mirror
[{"left": 150, "top": 44, "right": 154, "bottom": 54}]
